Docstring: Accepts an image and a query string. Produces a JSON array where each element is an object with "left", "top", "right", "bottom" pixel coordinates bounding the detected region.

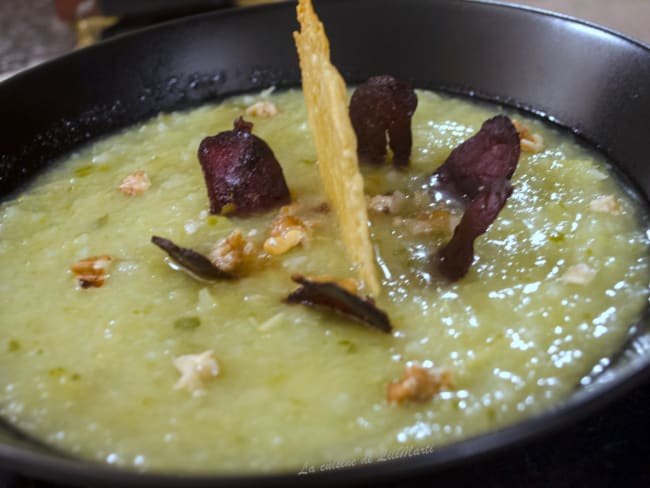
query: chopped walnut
[
  {"left": 562, "top": 264, "right": 597, "bottom": 285},
  {"left": 277, "top": 202, "right": 322, "bottom": 227},
  {"left": 412, "top": 190, "right": 431, "bottom": 209},
  {"left": 208, "top": 229, "right": 257, "bottom": 272},
  {"left": 71, "top": 255, "right": 114, "bottom": 288},
  {"left": 589, "top": 195, "right": 622, "bottom": 215},
  {"left": 387, "top": 363, "right": 452, "bottom": 405},
  {"left": 270, "top": 214, "right": 307, "bottom": 235},
  {"left": 512, "top": 119, "right": 544, "bottom": 154},
  {"left": 278, "top": 202, "right": 301, "bottom": 217},
  {"left": 264, "top": 229, "right": 305, "bottom": 256},
  {"left": 367, "top": 191, "right": 406, "bottom": 215},
  {"left": 306, "top": 275, "right": 359, "bottom": 294},
  {"left": 118, "top": 170, "right": 151, "bottom": 196},
  {"left": 394, "top": 209, "right": 459, "bottom": 236},
  {"left": 263, "top": 206, "right": 311, "bottom": 256},
  {"left": 245, "top": 100, "right": 279, "bottom": 118},
  {"left": 173, "top": 350, "right": 220, "bottom": 392}
]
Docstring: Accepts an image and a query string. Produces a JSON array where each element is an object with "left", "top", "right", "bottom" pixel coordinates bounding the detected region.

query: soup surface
[{"left": 0, "top": 89, "right": 647, "bottom": 473}]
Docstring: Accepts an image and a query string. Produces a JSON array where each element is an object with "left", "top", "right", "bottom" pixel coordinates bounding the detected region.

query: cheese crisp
[{"left": 294, "top": 0, "right": 380, "bottom": 295}]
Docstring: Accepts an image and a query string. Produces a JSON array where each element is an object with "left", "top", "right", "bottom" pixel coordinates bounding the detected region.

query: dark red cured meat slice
[
  {"left": 285, "top": 275, "right": 393, "bottom": 333},
  {"left": 432, "top": 116, "right": 520, "bottom": 281},
  {"left": 198, "top": 117, "right": 291, "bottom": 215},
  {"left": 349, "top": 75, "right": 418, "bottom": 167},
  {"left": 151, "top": 236, "right": 235, "bottom": 281},
  {"left": 436, "top": 181, "right": 513, "bottom": 281},
  {"left": 435, "top": 115, "right": 520, "bottom": 198}
]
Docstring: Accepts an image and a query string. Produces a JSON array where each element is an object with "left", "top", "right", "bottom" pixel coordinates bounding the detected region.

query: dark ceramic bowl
[{"left": 0, "top": 0, "right": 649, "bottom": 486}]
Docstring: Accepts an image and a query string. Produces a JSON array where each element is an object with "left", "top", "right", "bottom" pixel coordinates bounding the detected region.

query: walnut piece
[
  {"left": 393, "top": 209, "right": 459, "bottom": 236},
  {"left": 264, "top": 229, "right": 305, "bottom": 256},
  {"left": 367, "top": 191, "right": 406, "bottom": 215},
  {"left": 512, "top": 119, "right": 544, "bottom": 154},
  {"left": 173, "top": 350, "right": 220, "bottom": 392},
  {"left": 387, "top": 363, "right": 452, "bottom": 405},
  {"left": 208, "top": 229, "right": 257, "bottom": 272},
  {"left": 245, "top": 101, "right": 279, "bottom": 118},
  {"left": 412, "top": 190, "right": 431, "bottom": 209},
  {"left": 589, "top": 195, "right": 622, "bottom": 215},
  {"left": 71, "top": 255, "right": 114, "bottom": 288},
  {"left": 118, "top": 170, "right": 151, "bottom": 196},
  {"left": 263, "top": 206, "right": 310, "bottom": 256},
  {"left": 562, "top": 264, "right": 597, "bottom": 285}
]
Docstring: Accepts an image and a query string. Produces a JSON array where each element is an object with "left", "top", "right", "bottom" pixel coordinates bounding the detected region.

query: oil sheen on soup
[{"left": 0, "top": 88, "right": 647, "bottom": 473}]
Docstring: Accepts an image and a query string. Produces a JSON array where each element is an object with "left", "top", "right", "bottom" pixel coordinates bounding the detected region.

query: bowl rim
[
  {"left": 3, "top": 0, "right": 649, "bottom": 87},
  {"left": 0, "top": 0, "right": 649, "bottom": 486}
]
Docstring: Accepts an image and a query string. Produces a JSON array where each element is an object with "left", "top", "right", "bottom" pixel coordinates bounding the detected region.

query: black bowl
[{"left": 0, "top": 0, "right": 649, "bottom": 486}]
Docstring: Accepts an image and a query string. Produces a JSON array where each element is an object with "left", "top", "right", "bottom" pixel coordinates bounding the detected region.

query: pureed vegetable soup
[{"left": 0, "top": 88, "right": 648, "bottom": 473}]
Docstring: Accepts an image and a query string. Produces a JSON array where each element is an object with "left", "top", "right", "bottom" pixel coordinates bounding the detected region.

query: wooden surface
[{"left": 513, "top": 0, "right": 650, "bottom": 44}]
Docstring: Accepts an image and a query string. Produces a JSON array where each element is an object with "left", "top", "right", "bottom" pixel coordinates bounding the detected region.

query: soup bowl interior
[{"left": 0, "top": 0, "right": 649, "bottom": 486}]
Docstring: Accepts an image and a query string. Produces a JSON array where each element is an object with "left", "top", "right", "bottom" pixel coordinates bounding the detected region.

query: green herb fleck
[
  {"left": 74, "top": 164, "right": 108, "bottom": 178},
  {"left": 549, "top": 232, "right": 565, "bottom": 243},
  {"left": 289, "top": 398, "right": 305, "bottom": 407},
  {"left": 93, "top": 214, "right": 110, "bottom": 229},
  {"left": 74, "top": 165, "right": 94, "bottom": 177},
  {"left": 48, "top": 367, "right": 66, "bottom": 377},
  {"left": 70, "top": 373, "right": 81, "bottom": 381},
  {"left": 486, "top": 407, "right": 497, "bottom": 423},
  {"left": 174, "top": 316, "right": 201, "bottom": 330},
  {"left": 268, "top": 374, "right": 287, "bottom": 386},
  {"left": 338, "top": 339, "right": 358, "bottom": 354},
  {"left": 220, "top": 203, "right": 237, "bottom": 215},
  {"left": 7, "top": 340, "right": 20, "bottom": 352}
]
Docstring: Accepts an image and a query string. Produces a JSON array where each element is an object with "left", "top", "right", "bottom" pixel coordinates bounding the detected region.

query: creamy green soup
[{"left": 0, "top": 88, "right": 647, "bottom": 473}]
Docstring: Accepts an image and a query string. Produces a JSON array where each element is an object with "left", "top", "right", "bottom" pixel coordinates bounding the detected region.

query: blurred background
[{"left": 0, "top": 0, "right": 648, "bottom": 81}]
